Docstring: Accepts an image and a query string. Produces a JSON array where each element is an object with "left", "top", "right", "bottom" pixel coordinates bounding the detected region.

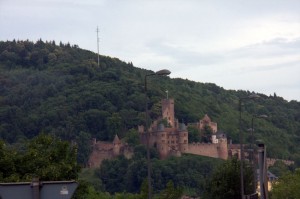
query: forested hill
[{"left": 0, "top": 40, "right": 300, "bottom": 163}]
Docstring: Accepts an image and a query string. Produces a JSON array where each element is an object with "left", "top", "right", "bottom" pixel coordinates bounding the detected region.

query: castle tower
[
  {"left": 113, "top": 134, "right": 121, "bottom": 156},
  {"left": 161, "top": 98, "right": 175, "bottom": 127},
  {"left": 178, "top": 123, "right": 188, "bottom": 153},
  {"left": 156, "top": 123, "right": 169, "bottom": 159},
  {"left": 217, "top": 138, "right": 228, "bottom": 160}
]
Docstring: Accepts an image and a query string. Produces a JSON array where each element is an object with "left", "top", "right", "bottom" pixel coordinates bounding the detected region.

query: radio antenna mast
[{"left": 96, "top": 26, "right": 100, "bottom": 67}]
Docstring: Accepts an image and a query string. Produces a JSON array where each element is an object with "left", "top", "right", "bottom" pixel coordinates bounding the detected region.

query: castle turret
[
  {"left": 216, "top": 132, "right": 228, "bottom": 159},
  {"left": 178, "top": 123, "right": 188, "bottom": 153},
  {"left": 161, "top": 98, "right": 175, "bottom": 127}
]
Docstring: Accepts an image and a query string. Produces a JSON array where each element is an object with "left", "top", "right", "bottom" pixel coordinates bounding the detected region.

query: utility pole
[{"left": 96, "top": 26, "right": 100, "bottom": 67}]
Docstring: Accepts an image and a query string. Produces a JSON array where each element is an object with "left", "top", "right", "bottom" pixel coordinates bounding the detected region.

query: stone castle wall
[
  {"left": 88, "top": 139, "right": 134, "bottom": 168},
  {"left": 187, "top": 143, "right": 220, "bottom": 158},
  {"left": 88, "top": 140, "right": 115, "bottom": 167},
  {"left": 140, "top": 131, "right": 228, "bottom": 160},
  {"left": 186, "top": 139, "right": 228, "bottom": 160},
  {"left": 88, "top": 148, "right": 113, "bottom": 168}
]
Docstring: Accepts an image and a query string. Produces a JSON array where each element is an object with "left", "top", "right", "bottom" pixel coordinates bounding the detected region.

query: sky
[{"left": 1, "top": 0, "right": 300, "bottom": 101}]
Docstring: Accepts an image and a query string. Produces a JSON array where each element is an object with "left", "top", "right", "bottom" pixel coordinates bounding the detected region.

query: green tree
[
  {"left": 72, "top": 180, "right": 107, "bottom": 199},
  {"left": 124, "top": 128, "right": 140, "bottom": 147},
  {"left": 139, "top": 179, "right": 150, "bottom": 199},
  {"left": 156, "top": 180, "right": 183, "bottom": 199},
  {"left": 187, "top": 126, "right": 201, "bottom": 143},
  {"left": 270, "top": 169, "right": 300, "bottom": 199},
  {"left": 201, "top": 125, "right": 212, "bottom": 143},
  {"left": 96, "top": 156, "right": 130, "bottom": 193},
  {"left": 0, "top": 134, "right": 80, "bottom": 182},
  {"left": 204, "top": 158, "right": 253, "bottom": 199},
  {"left": 107, "top": 113, "right": 122, "bottom": 140},
  {"left": 76, "top": 131, "right": 92, "bottom": 166},
  {"left": 0, "top": 140, "right": 18, "bottom": 182},
  {"left": 268, "top": 160, "right": 291, "bottom": 177}
]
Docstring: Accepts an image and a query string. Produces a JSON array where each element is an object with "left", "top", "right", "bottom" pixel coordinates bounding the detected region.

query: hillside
[{"left": 0, "top": 40, "right": 300, "bottom": 164}]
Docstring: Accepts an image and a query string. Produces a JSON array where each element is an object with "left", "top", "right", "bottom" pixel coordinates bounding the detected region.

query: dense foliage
[
  {"left": 270, "top": 169, "right": 300, "bottom": 199},
  {"left": 0, "top": 39, "right": 300, "bottom": 164},
  {"left": 0, "top": 134, "right": 79, "bottom": 182},
  {"left": 72, "top": 179, "right": 183, "bottom": 199},
  {"left": 268, "top": 160, "right": 296, "bottom": 177},
  {"left": 96, "top": 154, "right": 222, "bottom": 196},
  {"left": 203, "top": 158, "right": 253, "bottom": 199}
]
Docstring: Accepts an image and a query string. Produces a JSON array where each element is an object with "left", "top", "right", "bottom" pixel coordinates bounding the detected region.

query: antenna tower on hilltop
[{"left": 96, "top": 26, "right": 100, "bottom": 67}]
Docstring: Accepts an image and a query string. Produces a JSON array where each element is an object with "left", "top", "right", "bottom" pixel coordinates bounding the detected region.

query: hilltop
[{"left": 0, "top": 40, "right": 300, "bottom": 165}]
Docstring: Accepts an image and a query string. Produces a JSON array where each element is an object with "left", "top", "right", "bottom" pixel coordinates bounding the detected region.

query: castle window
[
  {"left": 162, "top": 140, "right": 165, "bottom": 143},
  {"left": 184, "top": 140, "right": 187, "bottom": 144}
]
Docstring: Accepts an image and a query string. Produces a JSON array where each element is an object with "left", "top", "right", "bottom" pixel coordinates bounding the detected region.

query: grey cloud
[
  {"left": 239, "top": 60, "right": 300, "bottom": 74},
  {"left": 230, "top": 37, "right": 300, "bottom": 58},
  {"left": 145, "top": 39, "right": 226, "bottom": 67}
]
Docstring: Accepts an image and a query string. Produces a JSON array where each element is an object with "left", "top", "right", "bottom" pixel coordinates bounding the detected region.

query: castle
[
  {"left": 88, "top": 98, "right": 294, "bottom": 168},
  {"left": 138, "top": 98, "right": 228, "bottom": 160},
  {"left": 88, "top": 98, "right": 228, "bottom": 168}
]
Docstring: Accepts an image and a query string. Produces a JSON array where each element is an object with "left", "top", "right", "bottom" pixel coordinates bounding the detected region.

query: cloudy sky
[{"left": 1, "top": 0, "right": 300, "bottom": 101}]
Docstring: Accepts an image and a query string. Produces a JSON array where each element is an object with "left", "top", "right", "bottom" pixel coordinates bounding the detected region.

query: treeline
[
  {"left": 0, "top": 40, "right": 151, "bottom": 164},
  {"left": 80, "top": 146, "right": 223, "bottom": 197},
  {"left": 0, "top": 40, "right": 300, "bottom": 165}
]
